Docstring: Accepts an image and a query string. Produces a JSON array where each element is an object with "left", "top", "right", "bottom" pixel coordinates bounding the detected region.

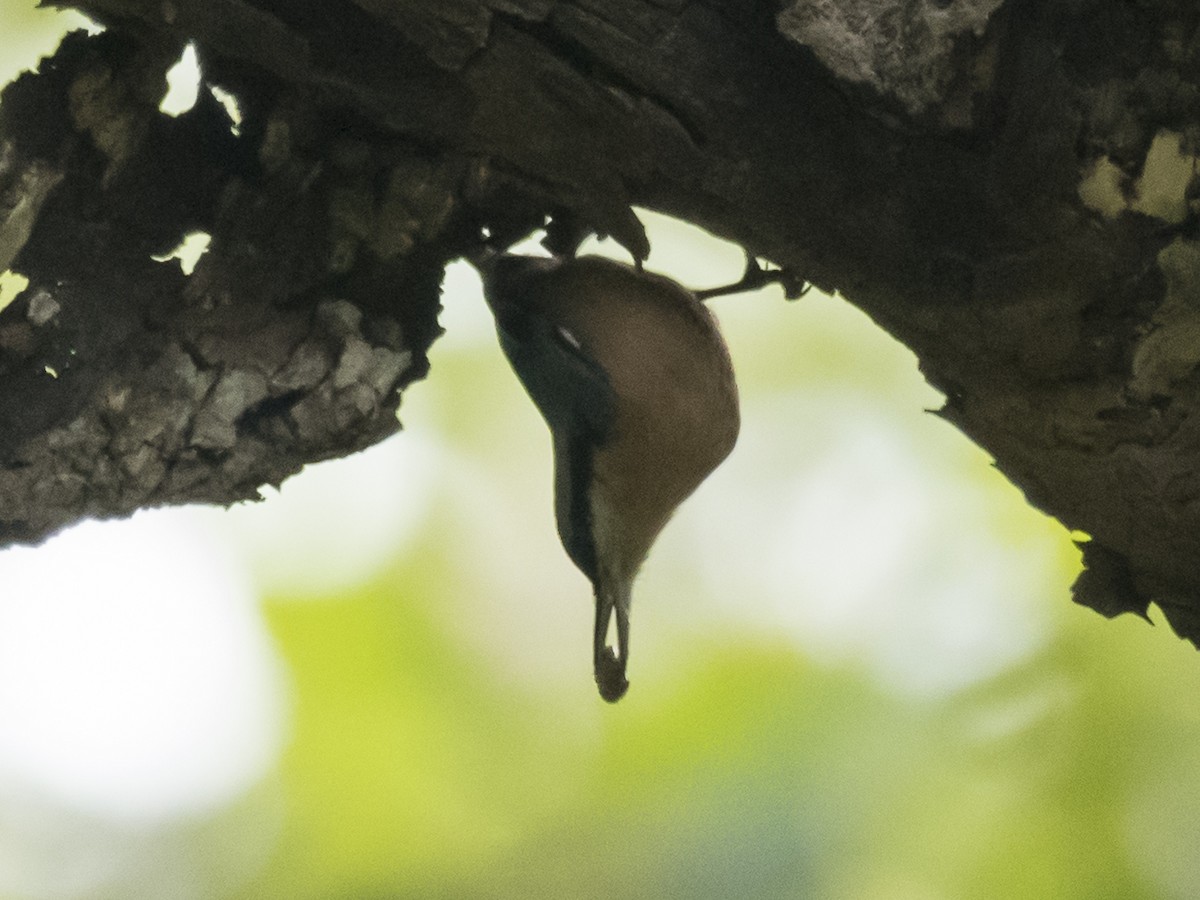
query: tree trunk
[{"left": 3, "top": 0, "right": 1199, "bottom": 641}]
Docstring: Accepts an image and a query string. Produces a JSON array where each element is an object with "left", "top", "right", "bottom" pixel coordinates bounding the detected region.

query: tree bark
[{"left": 3, "top": 0, "right": 1200, "bottom": 641}]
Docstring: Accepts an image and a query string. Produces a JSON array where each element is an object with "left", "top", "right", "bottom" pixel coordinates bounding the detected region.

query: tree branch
[{"left": 5, "top": 0, "right": 1200, "bottom": 644}]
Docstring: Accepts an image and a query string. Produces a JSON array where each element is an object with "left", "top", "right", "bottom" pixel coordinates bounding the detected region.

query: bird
[{"left": 475, "top": 251, "right": 740, "bottom": 702}]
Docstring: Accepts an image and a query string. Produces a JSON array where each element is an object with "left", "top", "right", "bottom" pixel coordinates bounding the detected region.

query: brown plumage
[{"left": 479, "top": 253, "right": 739, "bottom": 702}]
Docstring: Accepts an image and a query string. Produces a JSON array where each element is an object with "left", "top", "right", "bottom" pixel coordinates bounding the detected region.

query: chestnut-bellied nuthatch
[{"left": 475, "top": 252, "right": 741, "bottom": 702}]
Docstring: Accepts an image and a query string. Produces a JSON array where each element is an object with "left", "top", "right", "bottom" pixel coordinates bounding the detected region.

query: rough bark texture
[{"left": 3, "top": 0, "right": 1200, "bottom": 642}]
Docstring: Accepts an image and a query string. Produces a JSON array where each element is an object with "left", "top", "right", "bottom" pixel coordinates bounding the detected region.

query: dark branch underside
[{"left": 2, "top": 0, "right": 1200, "bottom": 642}]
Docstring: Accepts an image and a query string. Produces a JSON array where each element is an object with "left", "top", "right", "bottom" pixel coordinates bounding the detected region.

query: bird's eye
[{"left": 556, "top": 326, "right": 582, "bottom": 351}]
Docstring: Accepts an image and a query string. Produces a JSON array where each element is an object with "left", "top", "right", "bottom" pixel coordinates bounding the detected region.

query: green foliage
[{"left": 232, "top": 571, "right": 1200, "bottom": 900}]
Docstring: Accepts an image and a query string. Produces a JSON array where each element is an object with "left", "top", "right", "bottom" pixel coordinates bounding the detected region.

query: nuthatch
[{"left": 476, "top": 252, "right": 740, "bottom": 702}]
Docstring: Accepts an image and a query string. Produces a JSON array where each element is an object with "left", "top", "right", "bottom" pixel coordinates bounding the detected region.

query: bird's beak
[{"left": 593, "top": 585, "right": 630, "bottom": 703}]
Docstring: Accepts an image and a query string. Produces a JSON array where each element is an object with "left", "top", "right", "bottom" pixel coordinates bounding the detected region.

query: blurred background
[{"left": 3, "top": 5, "right": 1200, "bottom": 899}]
